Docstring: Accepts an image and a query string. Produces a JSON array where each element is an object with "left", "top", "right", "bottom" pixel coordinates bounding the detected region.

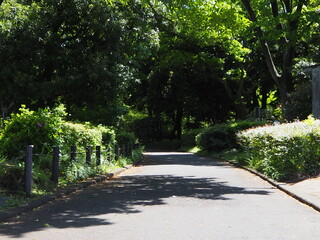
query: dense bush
[
  {"left": 61, "top": 122, "right": 103, "bottom": 153},
  {"left": 286, "top": 82, "right": 312, "bottom": 121},
  {"left": 99, "top": 126, "right": 116, "bottom": 146},
  {"left": 0, "top": 162, "right": 24, "bottom": 191},
  {"left": 0, "top": 105, "right": 136, "bottom": 192},
  {"left": 181, "top": 128, "right": 202, "bottom": 147},
  {"left": 196, "top": 121, "right": 266, "bottom": 152},
  {"left": 237, "top": 118, "right": 320, "bottom": 181},
  {"left": 116, "top": 132, "right": 136, "bottom": 146},
  {"left": 0, "top": 105, "right": 117, "bottom": 157},
  {"left": 0, "top": 105, "right": 66, "bottom": 158}
]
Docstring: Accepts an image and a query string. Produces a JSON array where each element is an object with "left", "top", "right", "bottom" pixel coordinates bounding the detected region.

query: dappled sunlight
[
  {"left": 0, "top": 152, "right": 272, "bottom": 238},
  {"left": 0, "top": 172, "right": 270, "bottom": 238}
]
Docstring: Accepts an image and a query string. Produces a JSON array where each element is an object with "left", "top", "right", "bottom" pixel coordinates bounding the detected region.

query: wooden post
[
  {"left": 96, "top": 146, "right": 101, "bottom": 166},
  {"left": 52, "top": 146, "right": 60, "bottom": 185},
  {"left": 86, "top": 146, "right": 92, "bottom": 165},
  {"left": 71, "top": 146, "right": 77, "bottom": 162},
  {"left": 312, "top": 67, "right": 320, "bottom": 118},
  {"left": 24, "top": 145, "right": 33, "bottom": 197}
]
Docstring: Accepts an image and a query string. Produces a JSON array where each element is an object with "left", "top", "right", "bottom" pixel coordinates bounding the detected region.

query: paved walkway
[
  {"left": 282, "top": 176, "right": 320, "bottom": 210},
  {"left": 0, "top": 152, "right": 320, "bottom": 239}
]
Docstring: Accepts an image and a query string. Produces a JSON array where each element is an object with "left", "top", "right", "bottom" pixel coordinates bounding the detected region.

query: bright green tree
[{"left": 239, "top": 0, "right": 320, "bottom": 119}]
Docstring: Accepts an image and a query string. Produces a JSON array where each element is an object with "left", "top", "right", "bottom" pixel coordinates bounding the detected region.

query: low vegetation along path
[{"left": 1, "top": 152, "right": 320, "bottom": 240}]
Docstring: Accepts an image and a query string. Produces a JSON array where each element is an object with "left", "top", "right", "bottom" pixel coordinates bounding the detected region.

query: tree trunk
[
  {"left": 171, "top": 106, "right": 183, "bottom": 140},
  {"left": 240, "top": 0, "right": 304, "bottom": 120},
  {"left": 234, "top": 103, "right": 248, "bottom": 120}
]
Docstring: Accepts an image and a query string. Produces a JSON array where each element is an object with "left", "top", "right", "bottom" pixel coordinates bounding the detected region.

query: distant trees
[
  {"left": 0, "top": 0, "right": 154, "bottom": 125},
  {"left": 1, "top": 0, "right": 319, "bottom": 138}
]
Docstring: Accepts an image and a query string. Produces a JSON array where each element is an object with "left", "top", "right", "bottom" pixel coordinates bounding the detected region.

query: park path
[{"left": 1, "top": 152, "right": 320, "bottom": 240}]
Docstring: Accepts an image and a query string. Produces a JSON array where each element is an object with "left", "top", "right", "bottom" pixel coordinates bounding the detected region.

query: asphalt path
[{"left": 1, "top": 152, "right": 320, "bottom": 240}]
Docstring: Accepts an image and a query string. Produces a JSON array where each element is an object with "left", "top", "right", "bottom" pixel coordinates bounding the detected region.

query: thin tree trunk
[{"left": 240, "top": 0, "right": 305, "bottom": 120}]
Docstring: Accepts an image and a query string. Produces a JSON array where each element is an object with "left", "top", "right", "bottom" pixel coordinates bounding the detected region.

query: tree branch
[
  {"left": 241, "top": 0, "right": 281, "bottom": 82},
  {"left": 283, "top": 0, "right": 292, "bottom": 13}
]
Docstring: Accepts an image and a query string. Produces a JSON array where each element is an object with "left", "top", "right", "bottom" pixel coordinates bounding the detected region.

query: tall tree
[
  {"left": 239, "top": 0, "right": 319, "bottom": 119},
  {"left": 0, "top": 0, "right": 144, "bottom": 125}
]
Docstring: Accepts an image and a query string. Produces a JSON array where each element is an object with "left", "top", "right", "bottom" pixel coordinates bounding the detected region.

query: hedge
[
  {"left": 237, "top": 117, "right": 320, "bottom": 181},
  {"left": 0, "top": 105, "right": 136, "bottom": 191},
  {"left": 196, "top": 121, "right": 266, "bottom": 152},
  {"left": 0, "top": 105, "right": 117, "bottom": 158}
]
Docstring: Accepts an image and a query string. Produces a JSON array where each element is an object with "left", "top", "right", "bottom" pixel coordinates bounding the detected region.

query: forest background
[{"left": 0, "top": 0, "right": 319, "bottom": 142}]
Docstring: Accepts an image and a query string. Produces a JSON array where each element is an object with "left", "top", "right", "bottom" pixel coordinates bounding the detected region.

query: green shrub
[
  {"left": 0, "top": 105, "right": 117, "bottom": 158},
  {"left": 63, "top": 161, "right": 97, "bottom": 183},
  {"left": 98, "top": 125, "right": 116, "bottom": 146},
  {"left": 61, "top": 122, "right": 102, "bottom": 153},
  {"left": 196, "top": 125, "right": 233, "bottom": 151},
  {"left": 237, "top": 118, "right": 320, "bottom": 181},
  {"left": 0, "top": 162, "right": 24, "bottom": 191},
  {"left": 196, "top": 121, "right": 266, "bottom": 152},
  {"left": 286, "top": 82, "right": 312, "bottom": 121},
  {"left": 181, "top": 128, "right": 202, "bottom": 147},
  {"left": 0, "top": 105, "right": 140, "bottom": 193},
  {"left": 0, "top": 105, "right": 66, "bottom": 158},
  {"left": 116, "top": 132, "right": 136, "bottom": 146}
]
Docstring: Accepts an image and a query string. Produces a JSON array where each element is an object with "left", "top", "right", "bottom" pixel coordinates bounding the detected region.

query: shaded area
[
  {"left": 141, "top": 152, "right": 229, "bottom": 167},
  {"left": 0, "top": 153, "right": 270, "bottom": 238}
]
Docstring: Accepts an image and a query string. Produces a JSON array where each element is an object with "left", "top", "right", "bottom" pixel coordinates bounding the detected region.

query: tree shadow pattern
[{"left": 0, "top": 153, "right": 270, "bottom": 238}]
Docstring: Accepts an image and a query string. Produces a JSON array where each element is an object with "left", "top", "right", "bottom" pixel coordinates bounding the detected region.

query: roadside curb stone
[
  {"left": 223, "top": 158, "right": 320, "bottom": 213},
  {"left": 0, "top": 159, "right": 142, "bottom": 223}
]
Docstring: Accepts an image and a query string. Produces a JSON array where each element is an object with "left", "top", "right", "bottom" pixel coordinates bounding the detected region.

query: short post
[
  {"left": 112, "top": 143, "right": 116, "bottom": 161},
  {"left": 107, "top": 145, "right": 111, "bottom": 162},
  {"left": 52, "top": 146, "right": 60, "bottom": 185},
  {"left": 86, "top": 146, "right": 92, "bottom": 165},
  {"left": 24, "top": 145, "right": 33, "bottom": 197},
  {"left": 71, "top": 146, "right": 77, "bottom": 162},
  {"left": 96, "top": 146, "right": 101, "bottom": 166}
]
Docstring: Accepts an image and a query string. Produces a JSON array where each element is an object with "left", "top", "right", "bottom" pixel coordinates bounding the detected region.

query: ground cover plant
[{"left": 237, "top": 117, "right": 320, "bottom": 181}]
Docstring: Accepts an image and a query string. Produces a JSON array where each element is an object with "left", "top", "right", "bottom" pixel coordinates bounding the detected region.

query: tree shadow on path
[{"left": 0, "top": 152, "right": 270, "bottom": 238}]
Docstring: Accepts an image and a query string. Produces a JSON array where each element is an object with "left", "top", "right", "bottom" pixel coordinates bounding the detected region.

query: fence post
[
  {"left": 71, "top": 145, "right": 77, "bottom": 162},
  {"left": 86, "top": 146, "right": 92, "bottom": 165},
  {"left": 24, "top": 145, "right": 33, "bottom": 197},
  {"left": 96, "top": 145, "right": 101, "bottom": 166},
  {"left": 107, "top": 145, "right": 111, "bottom": 162},
  {"left": 112, "top": 143, "right": 116, "bottom": 161},
  {"left": 52, "top": 146, "right": 60, "bottom": 185}
]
